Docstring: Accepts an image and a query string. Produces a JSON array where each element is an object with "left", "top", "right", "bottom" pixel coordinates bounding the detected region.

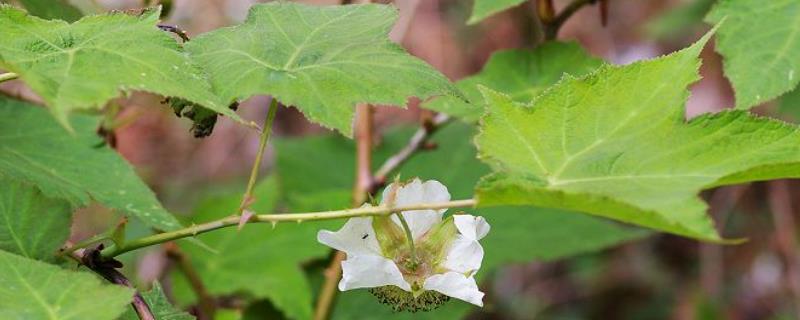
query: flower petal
[
  {"left": 423, "top": 272, "right": 484, "bottom": 307},
  {"left": 454, "top": 215, "right": 490, "bottom": 241},
  {"left": 317, "top": 217, "right": 381, "bottom": 256},
  {"left": 383, "top": 179, "right": 451, "bottom": 239},
  {"left": 443, "top": 234, "right": 484, "bottom": 274},
  {"left": 339, "top": 255, "right": 411, "bottom": 291}
]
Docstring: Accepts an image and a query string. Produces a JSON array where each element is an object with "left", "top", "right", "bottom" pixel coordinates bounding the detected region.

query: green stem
[
  {"left": 99, "top": 199, "right": 476, "bottom": 259},
  {"left": 239, "top": 98, "right": 279, "bottom": 213},
  {"left": 395, "top": 212, "right": 418, "bottom": 266},
  {"left": 60, "top": 234, "right": 109, "bottom": 256},
  {"left": 0, "top": 72, "right": 19, "bottom": 83}
]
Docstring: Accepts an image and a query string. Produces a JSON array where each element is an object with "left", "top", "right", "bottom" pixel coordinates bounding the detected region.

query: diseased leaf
[
  {"left": 186, "top": 2, "right": 460, "bottom": 136},
  {"left": 476, "top": 31, "right": 800, "bottom": 241},
  {"left": 468, "top": 0, "right": 526, "bottom": 25},
  {"left": 120, "top": 282, "right": 194, "bottom": 320},
  {"left": 0, "top": 249, "right": 133, "bottom": 320},
  {"left": 173, "top": 176, "right": 329, "bottom": 320},
  {"left": 0, "top": 178, "right": 72, "bottom": 261},
  {"left": 422, "top": 42, "right": 602, "bottom": 122},
  {"left": 275, "top": 124, "right": 646, "bottom": 319},
  {"left": 17, "top": 0, "right": 83, "bottom": 22},
  {"left": 706, "top": 0, "right": 800, "bottom": 108},
  {"left": 0, "top": 5, "right": 240, "bottom": 128},
  {"left": 0, "top": 98, "right": 181, "bottom": 231}
]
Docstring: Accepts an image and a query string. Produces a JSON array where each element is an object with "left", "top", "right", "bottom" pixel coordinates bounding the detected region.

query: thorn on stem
[
  {"left": 422, "top": 141, "right": 438, "bottom": 150},
  {"left": 237, "top": 210, "right": 255, "bottom": 230}
]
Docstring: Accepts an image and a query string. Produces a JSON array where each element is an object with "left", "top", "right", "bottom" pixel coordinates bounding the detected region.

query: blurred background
[{"left": 3, "top": 0, "right": 800, "bottom": 319}]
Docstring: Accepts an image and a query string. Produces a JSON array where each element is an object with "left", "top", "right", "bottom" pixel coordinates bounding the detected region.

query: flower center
[{"left": 394, "top": 246, "right": 434, "bottom": 286}]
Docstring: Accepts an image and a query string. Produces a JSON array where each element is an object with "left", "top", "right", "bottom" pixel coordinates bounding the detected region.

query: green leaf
[
  {"left": 0, "top": 249, "right": 133, "bottom": 320},
  {"left": 398, "top": 125, "right": 648, "bottom": 269},
  {"left": 645, "top": 0, "right": 714, "bottom": 40},
  {"left": 16, "top": 0, "right": 83, "bottom": 22},
  {"left": 0, "top": 5, "right": 240, "bottom": 129},
  {"left": 0, "top": 177, "right": 72, "bottom": 261},
  {"left": 275, "top": 124, "right": 646, "bottom": 319},
  {"left": 778, "top": 87, "right": 800, "bottom": 121},
  {"left": 120, "top": 282, "right": 194, "bottom": 320},
  {"left": 468, "top": 0, "right": 526, "bottom": 25},
  {"left": 475, "top": 31, "right": 800, "bottom": 241},
  {"left": 422, "top": 42, "right": 603, "bottom": 122},
  {"left": 705, "top": 0, "right": 800, "bottom": 109},
  {"left": 186, "top": 2, "right": 460, "bottom": 137},
  {"left": 0, "top": 97, "right": 181, "bottom": 231},
  {"left": 173, "top": 176, "right": 329, "bottom": 320}
]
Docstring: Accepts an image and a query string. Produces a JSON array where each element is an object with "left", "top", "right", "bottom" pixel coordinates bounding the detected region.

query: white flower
[{"left": 317, "top": 178, "right": 490, "bottom": 311}]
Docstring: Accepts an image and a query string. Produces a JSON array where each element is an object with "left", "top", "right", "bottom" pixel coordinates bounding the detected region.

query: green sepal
[
  {"left": 420, "top": 215, "right": 457, "bottom": 270},
  {"left": 372, "top": 216, "right": 406, "bottom": 257}
]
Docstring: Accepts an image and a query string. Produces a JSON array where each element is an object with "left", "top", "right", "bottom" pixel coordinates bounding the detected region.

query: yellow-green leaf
[{"left": 476, "top": 30, "right": 800, "bottom": 241}]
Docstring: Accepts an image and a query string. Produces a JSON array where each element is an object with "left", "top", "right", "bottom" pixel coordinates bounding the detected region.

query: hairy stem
[
  {"left": 99, "top": 199, "right": 476, "bottom": 259},
  {"left": 238, "top": 98, "right": 279, "bottom": 213},
  {"left": 0, "top": 72, "right": 19, "bottom": 83}
]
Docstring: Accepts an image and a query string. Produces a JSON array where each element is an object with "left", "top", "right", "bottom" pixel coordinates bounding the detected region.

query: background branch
[
  {"left": 165, "top": 243, "right": 215, "bottom": 320},
  {"left": 768, "top": 181, "right": 800, "bottom": 318},
  {"left": 543, "top": 0, "right": 598, "bottom": 40},
  {"left": 315, "top": 102, "right": 375, "bottom": 320},
  {"left": 373, "top": 113, "right": 450, "bottom": 189}
]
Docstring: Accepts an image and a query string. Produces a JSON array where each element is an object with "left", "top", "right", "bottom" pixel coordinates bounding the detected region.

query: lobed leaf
[
  {"left": 475, "top": 30, "right": 800, "bottom": 241},
  {"left": 0, "top": 97, "right": 181, "bottom": 231},
  {"left": 0, "top": 5, "right": 240, "bottom": 129},
  {"left": 186, "top": 2, "right": 460, "bottom": 137},
  {"left": 423, "top": 42, "right": 602, "bottom": 122},
  {"left": 0, "top": 178, "right": 72, "bottom": 262},
  {"left": 706, "top": 0, "right": 800, "bottom": 108},
  {"left": 0, "top": 249, "right": 133, "bottom": 320}
]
